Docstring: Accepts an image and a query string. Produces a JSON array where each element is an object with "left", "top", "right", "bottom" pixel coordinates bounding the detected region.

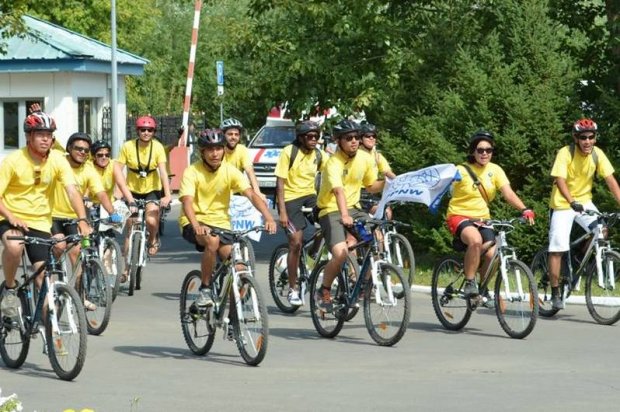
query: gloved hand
[
  {"left": 570, "top": 201, "right": 584, "bottom": 213},
  {"left": 521, "top": 208, "right": 535, "bottom": 220},
  {"left": 109, "top": 213, "right": 123, "bottom": 224}
]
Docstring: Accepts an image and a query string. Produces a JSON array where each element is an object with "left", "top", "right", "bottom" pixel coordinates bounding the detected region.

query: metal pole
[
  {"left": 180, "top": 0, "right": 203, "bottom": 163},
  {"left": 111, "top": 0, "right": 119, "bottom": 157}
]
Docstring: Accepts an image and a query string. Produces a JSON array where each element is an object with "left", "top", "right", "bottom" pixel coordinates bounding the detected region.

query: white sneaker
[
  {"left": 287, "top": 289, "right": 302, "bottom": 307},
  {"left": 1, "top": 288, "right": 19, "bottom": 319},
  {"left": 196, "top": 287, "right": 214, "bottom": 307}
]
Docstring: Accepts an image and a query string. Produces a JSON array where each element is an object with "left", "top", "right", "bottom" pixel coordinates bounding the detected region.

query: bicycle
[
  {"left": 179, "top": 226, "right": 270, "bottom": 366},
  {"left": 309, "top": 217, "right": 411, "bottom": 346},
  {"left": 530, "top": 210, "right": 620, "bottom": 325},
  {"left": 0, "top": 234, "right": 87, "bottom": 381},
  {"left": 89, "top": 207, "right": 124, "bottom": 302},
  {"left": 431, "top": 218, "right": 538, "bottom": 339},
  {"left": 158, "top": 174, "right": 174, "bottom": 236},
  {"left": 125, "top": 199, "right": 157, "bottom": 296},
  {"left": 58, "top": 221, "right": 113, "bottom": 336}
]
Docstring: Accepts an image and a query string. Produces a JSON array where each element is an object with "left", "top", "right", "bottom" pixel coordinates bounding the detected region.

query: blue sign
[{"left": 216, "top": 61, "right": 224, "bottom": 86}]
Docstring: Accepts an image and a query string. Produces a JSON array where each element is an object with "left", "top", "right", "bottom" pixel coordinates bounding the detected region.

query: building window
[
  {"left": 1, "top": 99, "right": 43, "bottom": 150},
  {"left": 78, "top": 98, "right": 95, "bottom": 134}
]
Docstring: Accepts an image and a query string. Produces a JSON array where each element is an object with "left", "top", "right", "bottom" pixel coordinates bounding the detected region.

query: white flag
[
  {"left": 373, "top": 164, "right": 460, "bottom": 219},
  {"left": 229, "top": 195, "right": 265, "bottom": 241}
]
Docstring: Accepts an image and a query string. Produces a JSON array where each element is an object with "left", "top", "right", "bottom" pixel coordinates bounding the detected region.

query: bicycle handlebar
[
  {"left": 209, "top": 226, "right": 266, "bottom": 239},
  {"left": 7, "top": 233, "right": 84, "bottom": 246}
]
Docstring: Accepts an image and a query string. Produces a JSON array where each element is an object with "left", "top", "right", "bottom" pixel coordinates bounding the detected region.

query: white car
[{"left": 247, "top": 117, "right": 296, "bottom": 204}]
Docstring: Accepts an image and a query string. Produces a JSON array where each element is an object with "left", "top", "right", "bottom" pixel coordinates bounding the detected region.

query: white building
[{"left": 0, "top": 15, "right": 148, "bottom": 161}]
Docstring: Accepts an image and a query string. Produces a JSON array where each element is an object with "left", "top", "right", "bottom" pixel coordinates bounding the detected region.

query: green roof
[{"left": 0, "top": 15, "right": 148, "bottom": 75}]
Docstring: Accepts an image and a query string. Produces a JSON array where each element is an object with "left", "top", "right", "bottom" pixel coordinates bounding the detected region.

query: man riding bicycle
[
  {"left": 446, "top": 131, "right": 534, "bottom": 298},
  {"left": 547, "top": 118, "right": 620, "bottom": 309},
  {"left": 314, "top": 119, "right": 384, "bottom": 309},
  {"left": 178, "top": 129, "right": 276, "bottom": 308},
  {"left": 275, "top": 120, "right": 325, "bottom": 306}
]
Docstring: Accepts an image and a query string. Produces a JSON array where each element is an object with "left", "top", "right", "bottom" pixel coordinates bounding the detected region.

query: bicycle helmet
[
  {"left": 24, "top": 111, "right": 57, "bottom": 133},
  {"left": 220, "top": 118, "right": 244, "bottom": 132},
  {"left": 573, "top": 118, "right": 597, "bottom": 134},
  {"left": 135, "top": 116, "right": 157, "bottom": 130},
  {"left": 360, "top": 122, "right": 377, "bottom": 136},
  {"left": 197, "top": 129, "right": 225, "bottom": 148},
  {"left": 91, "top": 140, "right": 112, "bottom": 155},
  {"left": 296, "top": 120, "right": 320, "bottom": 136},
  {"left": 66, "top": 132, "right": 92, "bottom": 151},
  {"left": 332, "top": 119, "right": 361, "bottom": 138},
  {"left": 468, "top": 130, "right": 495, "bottom": 153}
]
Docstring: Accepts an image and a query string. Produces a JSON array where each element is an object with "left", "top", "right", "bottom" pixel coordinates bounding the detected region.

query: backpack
[
  {"left": 288, "top": 143, "right": 323, "bottom": 192},
  {"left": 569, "top": 143, "right": 598, "bottom": 168}
]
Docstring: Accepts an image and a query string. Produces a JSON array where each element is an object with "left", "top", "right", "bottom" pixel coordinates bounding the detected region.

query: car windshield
[{"left": 249, "top": 127, "right": 295, "bottom": 148}]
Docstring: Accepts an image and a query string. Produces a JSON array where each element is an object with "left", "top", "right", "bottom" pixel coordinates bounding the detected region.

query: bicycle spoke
[
  {"left": 431, "top": 257, "right": 471, "bottom": 330},
  {"left": 234, "top": 274, "right": 268, "bottom": 366},
  {"left": 179, "top": 271, "right": 214, "bottom": 355},
  {"left": 495, "top": 259, "right": 538, "bottom": 339},
  {"left": 586, "top": 250, "right": 620, "bottom": 325}
]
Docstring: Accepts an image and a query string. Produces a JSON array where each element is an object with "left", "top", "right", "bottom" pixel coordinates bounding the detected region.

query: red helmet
[
  {"left": 573, "top": 118, "right": 597, "bottom": 135},
  {"left": 135, "top": 116, "right": 157, "bottom": 130},
  {"left": 24, "top": 112, "right": 57, "bottom": 133}
]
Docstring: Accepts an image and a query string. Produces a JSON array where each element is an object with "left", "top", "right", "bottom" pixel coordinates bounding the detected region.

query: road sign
[
  {"left": 217, "top": 85, "right": 224, "bottom": 96},
  {"left": 216, "top": 60, "right": 224, "bottom": 86}
]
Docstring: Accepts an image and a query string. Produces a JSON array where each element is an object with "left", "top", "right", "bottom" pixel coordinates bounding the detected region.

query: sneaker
[
  {"left": 551, "top": 295, "right": 564, "bottom": 310},
  {"left": 196, "top": 287, "right": 214, "bottom": 307},
  {"left": 287, "top": 289, "right": 303, "bottom": 307},
  {"left": 481, "top": 293, "right": 495, "bottom": 309},
  {"left": 315, "top": 285, "right": 333, "bottom": 311},
  {"left": 0, "top": 288, "right": 19, "bottom": 319},
  {"left": 463, "top": 279, "right": 479, "bottom": 297},
  {"left": 83, "top": 299, "right": 97, "bottom": 311},
  {"left": 226, "top": 325, "right": 235, "bottom": 341}
]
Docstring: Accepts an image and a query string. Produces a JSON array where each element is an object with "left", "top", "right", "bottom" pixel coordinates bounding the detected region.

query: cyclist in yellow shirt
[
  {"left": 220, "top": 118, "right": 265, "bottom": 200},
  {"left": 114, "top": 116, "right": 172, "bottom": 257},
  {"left": 0, "top": 111, "right": 92, "bottom": 319},
  {"left": 89, "top": 140, "right": 134, "bottom": 204},
  {"left": 547, "top": 119, "right": 620, "bottom": 309},
  {"left": 314, "top": 119, "right": 384, "bottom": 309},
  {"left": 446, "top": 131, "right": 534, "bottom": 298},
  {"left": 275, "top": 120, "right": 325, "bottom": 306},
  {"left": 179, "top": 130, "right": 276, "bottom": 307}
]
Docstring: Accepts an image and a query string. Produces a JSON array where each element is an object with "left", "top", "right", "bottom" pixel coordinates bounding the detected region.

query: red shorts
[{"left": 446, "top": 215, "right": 470, "bottom": 236}]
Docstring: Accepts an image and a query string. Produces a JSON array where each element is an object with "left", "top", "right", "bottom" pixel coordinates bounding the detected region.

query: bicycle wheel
[
  {"left": 0, "top": 283, "right": 30, "bottom": 368},
  {"left": 180, "top": 270, "right": 214, "bottom": 355},
  {"left": 363, "top": 262, "right": 411, "bottom": 346},
  {"left": 128, "top": 234, "right": 141, "bottom": 296},
  {"left": 239, "top": 237, "right": 256, "bottom": 275},
  {"left": 585, "top": 250, "right": 620, "bottom": 325},
  {"left": 268, "top": 243, "right": 299, "bottom": 314},
  {"left": 387, "top": 233, "right": 415, "bottom": 297},
  {"left": 530, "top": 249, "right": 560, "bottom": 318},
  {"left": 494, "top": 259, "right": 538, "bottom": 339},
  {"left": 309, "top": 261, "right": 345, "bottom": 338},
  {"left": 83, "top": 259, "right": 112, "bottom": 336},
  {"left": 431, "top": 256, "right": 472, "bottom": 330},
  {"left": 46, "top": 283, "right": 87, "bottom": 381},
  {"left": 233, "top": 272, "right": 269, "bottom": 366},
  {"left": 101, "top": 237, "right": 123, "bottom": 302}
]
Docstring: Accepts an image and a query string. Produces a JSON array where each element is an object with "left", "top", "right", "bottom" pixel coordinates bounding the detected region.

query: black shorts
[
  {"left": 131, "top": 191, "right": 161, "bottom": 202},
  {"left": 452, "top": 220, "right": 495, "bottom": 252},
  {"left": 182, "top": 224, "right": 233, "bottom": 252},
  {"left": 284, "top": 195, "right": 317, "bottom": 233},
  {"left": 51, "top": 218, "right": 79, "bottom": 236},
  {"left": 0, "top": 221, "right": 51, "bottom": 264},
  {"left": 319, "top": 208, "right": 369, "bottom": 249}
]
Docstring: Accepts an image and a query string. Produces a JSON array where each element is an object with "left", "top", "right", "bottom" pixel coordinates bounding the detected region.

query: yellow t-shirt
[
  {"left": 447, "top": 162, "right": 509, "bottom": 219},
  {"left": 0, "top": 148, "right": 77, "bottom": 233},
  {"left": 223, "top": 144, "right": 251, "bottom": 171},
  {"left": 52, "top": 160, "right": 105, "bottom": 219},
  {"left": 117, "top": 139, "right": 167, "bottom": 194},
  {"left": 317, "top": 149, "right": 377, "bottom": 217},
  {"left": 178, "top": 162, "right": 251, "bottom": 229},
  {"left": 361, "top": 147, "right": 392, "bottom": 177},
  {"left": 274, "top": 145, "right": 326, "bottom": 201},
  {"left": 549, "top": 146, "right": 614, "bottom": 210},
  {"left": 87, "top": 159, "right": 115, "bottom": 204}
]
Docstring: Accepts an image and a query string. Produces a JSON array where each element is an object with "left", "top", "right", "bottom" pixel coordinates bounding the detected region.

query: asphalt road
[{"left": 1, "top": 205, "right": 620, "bottom": 412}]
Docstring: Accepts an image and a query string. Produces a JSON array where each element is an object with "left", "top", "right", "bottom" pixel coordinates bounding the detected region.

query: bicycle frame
[{"left": 127, "top": 201, "right": 149, "bottom": 269}]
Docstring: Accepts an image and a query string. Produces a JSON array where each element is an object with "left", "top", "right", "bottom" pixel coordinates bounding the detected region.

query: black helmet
[
  {"left": 360, "top": 122, "right": 377, "bottom": 136},
  {"left": 197, "top": 129, "right": 225, "bottom": 148},
  {"left": 333, "top": 119, "right": 360, "bottom": 138},
  {"left": 296, "top": 120, "right": 320, "bottom": 136},
  {"left": 66, "top": 132, "right": 92, "bottom": 152},
  {"left": 91, "top": 140, "right": 112, "bottom": 156},
  {"left": 468, "top": 130, "right": 494, "bottom": 153}
]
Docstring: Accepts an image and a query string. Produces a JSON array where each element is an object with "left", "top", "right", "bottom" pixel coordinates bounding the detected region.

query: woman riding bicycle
[{"left": 446, "top": 130, "right": 535, "bottom": 297}]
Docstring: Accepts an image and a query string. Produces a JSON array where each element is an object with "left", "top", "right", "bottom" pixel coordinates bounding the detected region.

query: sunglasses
[
  {"left": 578, "top": 135, "right": 596, "bottom": 141},
  {"left": 72, "top": 146, "right": 90, "bottom": 154},
  {"left": 476, "top": 147, "right": 494, "bottom": 154},
  {"left": 34, "top": 167, "right": 41, "bottom": 185},
  {"left": 304, "top": 133, "right": 319, "bottom": 140},
  {"left": 96, "top": 153, "right": 111, "bottom": 158},
  {"left": 139, "top": 128, "right": 155, "bottom": 133},
  {"left": 363, "top": 134, "right": 377, "bottom": 140},
  {"left": 343, "top": 135, "right": 362, "bottom": 142}
]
